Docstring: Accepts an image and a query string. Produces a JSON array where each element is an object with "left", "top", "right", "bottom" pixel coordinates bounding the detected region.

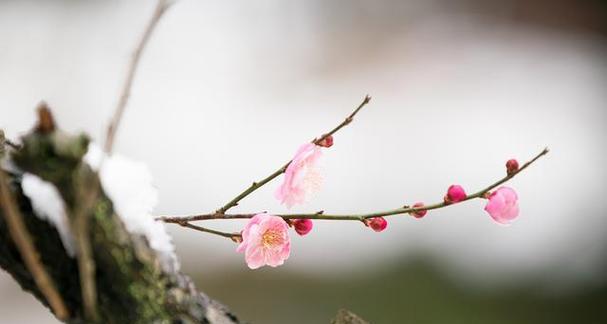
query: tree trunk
[{"left": 0, "top": 117, "right": 240, "bottom": 323}]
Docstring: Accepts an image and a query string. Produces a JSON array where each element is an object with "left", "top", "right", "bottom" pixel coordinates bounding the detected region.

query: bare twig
[
  {"left": 0, "top": 169, "right": 69, "bottom": 320},
  {"left": 176, "top": 221, "right": 242, "bottom": 242},
  {"left": 105, "top": 0, "right": 173, "bottom": 154},
  {"left": 215, "top": 95, "right": 371, "bottom": 215},
  {"left": 160, "top": 148, "right": 549, "bottom": 231}
]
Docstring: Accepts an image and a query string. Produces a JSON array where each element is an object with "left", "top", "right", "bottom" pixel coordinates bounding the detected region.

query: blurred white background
[{"left": 1, "top": 0, "right": 606, "bottom": 322}]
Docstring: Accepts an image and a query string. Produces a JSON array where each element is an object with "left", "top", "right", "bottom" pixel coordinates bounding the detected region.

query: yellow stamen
[{"left": 262, "top": 229, "right": 284, "bottom": 247}]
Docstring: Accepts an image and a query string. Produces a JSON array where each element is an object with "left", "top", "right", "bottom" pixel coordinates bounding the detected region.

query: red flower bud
[
  {"left": 411, "top": 202, "right": 427, "bottom": 218},
  {"left": 506, "top": 159, "right": 519, "bottom": 176},
  {"left": 444, "top": 185, "right": 467, "bottom": 204},
  {"left": 317, "top": 135, "right": 334, "bottom": 148},
  {"left": 367, "top": 217, "right": 388, "bottom": 232},
  {"left": 292, "top": 219, "right": 313, "bottom": 236}
]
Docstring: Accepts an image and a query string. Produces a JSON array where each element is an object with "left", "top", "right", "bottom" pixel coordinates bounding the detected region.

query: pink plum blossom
[
  {"left": 444, "top": 185, "right": 467, "bottom": 204},
  {"left": 484, "top": 187, "right": 519, "bottom": 225},
  {"left": 292, "top": 219, "right": 313, "bottom": 236},
  {"left": 275, "top": 143, "right": 323, "bottom": 208},
  {"left": 236, "top": 213, "right": 291, "bottom": 269}
]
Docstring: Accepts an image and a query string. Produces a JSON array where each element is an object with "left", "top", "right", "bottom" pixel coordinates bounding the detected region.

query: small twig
[
  {"left": 159, "top": 148, "right": 549, "bottom": 228},
  {"left": 176, "top": 222, "right": 241, "bottom": 242},
  {"left": 0, "top": 169, "right": 70, "bottom": 320},
  {"left": 215, "top": 95, "right": 371, "bottom": 215},
  {"left": 104, "top": 0, "right": 173, "bottom": 154},
  {"left": 313, "top": 95, "right": 371, "bottom": 145}
]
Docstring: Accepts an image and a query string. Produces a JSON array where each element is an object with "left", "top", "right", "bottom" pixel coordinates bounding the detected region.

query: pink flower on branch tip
[
  {"left": 366, "top": 217, "right": 388, "bottom": 232},
  {"left": 292, "top": 219, "right": 313, "bottom": 236},
  {"left": 506, "top": 159, "right": 519, "bottom": 176},
  {"left": 411, "top": 202, "right": 427, "bottom": 218},
  {"left": 236, "top": 213, "right": 291, "bottom": 269},
  {"left": 444, "top": 185, "right": 467, "bottom": 204},
  {"left": 484, "top": 187, "right": 519, "bottom": 226},
  {"left": 316, "top": 135, "right": 334, "bottom": 148},
  {"left": 275, "top": 143, "right": 323, "bottom": 208}
]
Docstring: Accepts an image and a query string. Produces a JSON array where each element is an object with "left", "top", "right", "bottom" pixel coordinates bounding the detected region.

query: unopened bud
[
  {"left": 444, "top": 185, "right": 467, "bottom": 204},
  {"left": 317, "top": 135, "right": 334, "bottom": 148},
  {"left": 293, "top": 219, "right": 313, "bottom": 236},
  {"left": 366, "top": 217, "right": 387, "bottom": 232},
  {"left": 506, "top": 159, "right": 519, "bottom": 175},
  {"left": 411, "top": 202, "right": 427, "bottom": 218}
]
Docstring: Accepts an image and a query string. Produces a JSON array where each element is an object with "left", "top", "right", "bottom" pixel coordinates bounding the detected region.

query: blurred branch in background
[{"left": 105, "top": 0, "right": 174, "bottom": 155}]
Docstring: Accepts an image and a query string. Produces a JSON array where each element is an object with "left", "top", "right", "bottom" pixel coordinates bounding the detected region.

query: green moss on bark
[{"left": 1, "top": 123, "right": 240, "bottom": 323}]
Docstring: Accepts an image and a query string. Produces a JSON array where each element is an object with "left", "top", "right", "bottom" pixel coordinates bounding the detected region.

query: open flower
[
  {"left": 484, "top": 187, "right": 519, "bottom": 225},
  {"left": 236, "top": 213, "right": 291, "bottom": 269},
  {"left": 275, "top": 143, "right": 323, "bottom": 208}
]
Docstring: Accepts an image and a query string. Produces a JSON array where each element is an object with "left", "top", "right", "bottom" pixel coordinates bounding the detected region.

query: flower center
[{"left": 262, "top": 229, "right": 284, "bottom": 247}]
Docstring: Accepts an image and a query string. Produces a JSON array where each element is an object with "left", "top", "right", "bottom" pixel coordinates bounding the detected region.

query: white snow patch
[
  {"left": 21, "top": 174, "right": 76, "bottom": 257},
  {"left": 84, "top": 143, "right": 178, "bottom": 270}
]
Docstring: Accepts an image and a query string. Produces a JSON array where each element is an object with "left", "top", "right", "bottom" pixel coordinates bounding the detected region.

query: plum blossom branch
[
  {"left": 214, "top": 95, "right": 371, "bottom": 214},
  {"left": 105, "top": 0, "right": 174, "bottom": 154},
  {"left": 159, "top": 147, "right": 548, "bottom": 230},
  {"left": 0, "top": 169, "right": 70, "bottom": 320}
]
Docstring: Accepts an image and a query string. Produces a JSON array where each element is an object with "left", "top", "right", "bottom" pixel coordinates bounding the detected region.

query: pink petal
[
  {"left": 245, "top": 245, "right": 266, "bottom": 270},
  {"left": 275, "top": 143, "right": 323, "bottom": 208},
  {"left": 485, "top": 187, "right": 520, "bottom": 226}
]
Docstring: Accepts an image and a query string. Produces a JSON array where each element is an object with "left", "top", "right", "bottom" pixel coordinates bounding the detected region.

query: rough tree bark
[{"left": 0, "top": 110, "right": 241, "bottom": 323}]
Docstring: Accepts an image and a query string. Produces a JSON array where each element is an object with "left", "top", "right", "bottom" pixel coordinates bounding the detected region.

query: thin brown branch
[
  {"left": 313, "top": 95, "right": 371, "bottom": 145},
  {"left": 0, "top": 169, "right": 69, "bottom": 320},
  {"left": 215, "top": 95, "right": 371, "bottom": 215},
  {"left": 104, "top": 0, "right": 173, "bottom": 154},
  {"left": 159, "top": 148, "right": 548, "bottom": 227},
  {"left": 176, "top": 221, "right": 242, "bottom": 242}
]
